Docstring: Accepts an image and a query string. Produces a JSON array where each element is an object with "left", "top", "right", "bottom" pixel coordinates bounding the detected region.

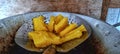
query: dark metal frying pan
[
  {"left": 0, "top": 12, "right": 120, "bottom": 54},
  {"left": 14, "top": 13, "right": 92, "bottom": 53}
]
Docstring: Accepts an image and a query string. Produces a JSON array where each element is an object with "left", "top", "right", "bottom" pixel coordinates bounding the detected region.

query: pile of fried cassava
[{"left": 28, "top": 14, "right": 87, "bottom": 48}]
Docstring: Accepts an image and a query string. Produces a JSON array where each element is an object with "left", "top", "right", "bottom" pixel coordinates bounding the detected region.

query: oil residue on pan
[{"left": 0, "top": 12, "right": 108, "bottom": 54}]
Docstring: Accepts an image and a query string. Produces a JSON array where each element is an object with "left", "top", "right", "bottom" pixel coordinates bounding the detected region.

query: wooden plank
[
  {"left": 109, "top": 0, "right": 120, "bottom": 8},
  {"left": 109, "top": 3, "right": 120, "bottom": 8},
  {"left": 100, "top": 0, "right": 111, "bottom": 21},
  {"left": 106, "top": 8, "right": 120, "bottom": 25}
]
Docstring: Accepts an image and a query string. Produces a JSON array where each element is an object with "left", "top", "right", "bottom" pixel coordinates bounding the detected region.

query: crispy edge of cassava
[
  {"left": 33, "top": 16, "right": 48, "bottom": 31},
  {"left": 55, "top": 17, "right": 69, "bottom": 33},
  {"left": 60, "top": 23, "right": 77, "bottom": 37}
]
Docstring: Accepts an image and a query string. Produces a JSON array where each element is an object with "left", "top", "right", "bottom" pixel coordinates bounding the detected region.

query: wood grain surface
[
  {"left": 101, "top": 0, "right": 110, "bottom": 21},
  {"left": 109, "top": 0, "right": 120, "bottom": 8}
]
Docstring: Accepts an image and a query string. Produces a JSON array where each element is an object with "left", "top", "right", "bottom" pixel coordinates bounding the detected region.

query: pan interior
[{"left": 15, "top": 14, "right": 92, "bottom": 52}]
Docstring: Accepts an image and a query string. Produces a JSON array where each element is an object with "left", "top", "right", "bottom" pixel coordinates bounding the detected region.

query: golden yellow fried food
[
  {"left": 56, "top": 32, "right": 88, "bottom": 52},
  {"left": 48, "top": 32, "right": 61, "bottom": 44},
  {"left": 47, "top": 16, "right": 55, "bottom": 32},
  {"left": 55, "top": 17, "right": 68, "bottom": 33},
  {"left": 60, "top": 30, "right": 82, "bottom": 43},
  {"left": 33, "top": 16, "right": 48, "bottom": 31},
  {"left": 28, "top": 31, "right": 51, "bottom": 48},
  {"left": 78, "top": 24, "right": 87, "bottom": 31},
  {"left": 60, "top": 23, "right": 77, "bottom": 37},
  {"left": 55, "top": 14, "right": 64, "bottom": 24},
  {"left": 28, "top": 31, "right": 35, "bottom": 40},
  {"left": 28, "top": 14, "right": 88, "bottom": 49},
  {"left": 66, "top": 24, "right": 87, "bottom": 35}
]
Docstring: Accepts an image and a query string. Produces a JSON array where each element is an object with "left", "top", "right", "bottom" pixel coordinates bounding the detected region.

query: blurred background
[{"left": 0, "top": 0, "right": 120, "bottom": 31}]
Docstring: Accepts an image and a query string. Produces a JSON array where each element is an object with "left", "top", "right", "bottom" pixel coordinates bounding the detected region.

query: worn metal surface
[
  {"left": 76, "top": 13, "right": 120, "bottom": 54},
  {"left": 0, "top": 12, "right": 120, "bottom": 54}
]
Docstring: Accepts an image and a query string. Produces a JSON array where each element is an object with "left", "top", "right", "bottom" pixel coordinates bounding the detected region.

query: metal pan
[
  {"left": 14, "top": 13, "right": 92, "bottom": 53},
  {"left": 0, "top": 12, "right": 120, "bottom": 54}
]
